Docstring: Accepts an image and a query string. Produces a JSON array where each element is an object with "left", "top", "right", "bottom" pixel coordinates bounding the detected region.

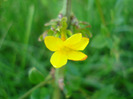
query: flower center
[{"left": 59, "top": 46, "right": 73, "bottom": 54}]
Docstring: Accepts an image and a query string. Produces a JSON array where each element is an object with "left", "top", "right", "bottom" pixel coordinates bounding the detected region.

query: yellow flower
[{"left": 44, "top": 33, "right": 89, "bottom": 68}]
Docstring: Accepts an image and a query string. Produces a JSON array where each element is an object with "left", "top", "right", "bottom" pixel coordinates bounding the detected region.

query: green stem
[
  {"left": 66, "top": 0, "right": 71, "bottom": 25},
  {"left": 53, "top": 67, "right": 65, "bottom": 99},
  {"left": 95, "top": 0, "right": 110, "bottom": 37},
  {"left": 19, "top": 75, "right": 51, "bottom": 99},
  {"left": 62, "top": 0, "right": 72, "bottom": 26},
  {"left": 21, "top": 5, "right": 34, "bottom": 69},
  {"left": 53, "top": 0, "right": 71, "bottom": 99},
  {"left": 0, "top": 23, "right": 12, "bottom": 49},
  {"left": 55, "top": 68, "right": 59, "bottom": 84},
  {"left": 52, "top": 69, "right": 60, "bottom": 99},
  {"left": 95, "top": 0, "right": 106, "bottom": 26}
]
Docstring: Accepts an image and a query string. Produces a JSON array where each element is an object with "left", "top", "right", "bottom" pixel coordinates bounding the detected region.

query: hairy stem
[
  {"left": 53, "top": 1, "right": 72, "bottom": 98},
  {"left": 52, "top": 69, "right": 60, "bottom": 99},
  {"left": 62, "top": 0, "right": 72, "bottom": 26},
  {"left": 66, "top": 0, "right": 71, "bottom": 26}
]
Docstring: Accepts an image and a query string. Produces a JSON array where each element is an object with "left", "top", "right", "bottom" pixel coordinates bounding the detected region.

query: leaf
[
  {"left": 29, "top": 67, "right": 45, "bottom": 84},
  {"left": 41, "top": 0, "right": 48, "bottom": 7},
  {"left": 60, "top": 17, "right": 67, "bottom": 31},
  {"left": 106, "top": 38, "right": 113, "bottom": 49},
  {"left": 76, "top": 28, "right": 92, "bottom": 38},
  {"left": 63, "top": 85, "right": 72, "bottom": 98},
  {"left": 101, "top": 24, "right": 110, "bottom": 36},
  {"left": 91, "top": 85, "right": 114, "bottom": 99},
  {"left": 125, "top": 81, "right": 133, "bottom": 97},
  {"left": 0, "top": 88, "right": 8, "bottom": 99},
  {"left": 47, "top": 29, "right": 54, "bottom": 36},
  {"left": 31, "top": 87, "right": 50, "bottom": 99},
  {"left": 66, "top": 30, "right": 72, "bottom": 36},
  {"left": 91, "top": 34, "right": 107, "bottom": 48}
]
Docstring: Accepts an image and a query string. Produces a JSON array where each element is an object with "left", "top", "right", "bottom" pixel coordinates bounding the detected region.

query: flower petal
[
  {"left": 50, "top": 51, "right": 67, "bottom": 68},
  {"left": 67, "top": 51, "right": 88, "bottom": 61},
  {"left": 44, "top": 36, "right": 63, "bottom": 51},
  {"left": 64, "top": 33, "right": 82, "bottom": 46},
  {"left": 68, "top": 37, "right": 89, "bottom": 50}
]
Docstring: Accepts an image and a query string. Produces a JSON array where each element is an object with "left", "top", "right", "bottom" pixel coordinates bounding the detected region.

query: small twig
[
  {"left": 19, "top": 75, "right": 52, "bottom": 99},
  {"left": 52, "top": 0, "right": 72, "bottom": 99}
]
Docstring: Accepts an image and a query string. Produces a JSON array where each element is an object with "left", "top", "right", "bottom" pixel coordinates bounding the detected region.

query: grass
[{"left": 0, "top": 0, "right": 133, "bottom": 99}]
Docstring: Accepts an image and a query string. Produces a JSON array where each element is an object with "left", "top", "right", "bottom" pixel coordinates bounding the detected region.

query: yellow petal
[
  {"left": 44, "top": 36, "right": 63, "bottom": 51},
  {"left": 64, "top": 33, "right": 82, "bottom": 46},
  {"left": 67, "top": 50, "right": 88, "bottom": 61},
  {"left": 68, "top": 37, "right": 89, "bottom": 50},
  {"left": 50, "top": 51, "right": 67, "bottom": 68}
]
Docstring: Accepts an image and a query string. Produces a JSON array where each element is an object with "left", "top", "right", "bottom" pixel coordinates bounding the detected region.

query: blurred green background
[{"left": 0, "top": 0, "right": 133, "bottom": 99}]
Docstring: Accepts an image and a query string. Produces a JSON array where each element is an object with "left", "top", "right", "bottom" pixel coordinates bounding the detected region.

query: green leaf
[
  {"left": 92, "top": 85, "right": 114, "bottom": 99},
  {"left": 0, "top": 88, "right": 8, "bottom": 99},
  {"left": 66, "top": 30, "right": 72, "bottom": 36},
  {"left": 47, "top": 29, "right": 54, "bottom": 36},
  {"left": 29, "top": 67, "right": 45, "bottom": 84},
  {"left": 60, "top": 17, "right": 67, "bottom": 31},
  {"left": 76, "top": 28, "right": 92, "bottom": 38},
  {"left": 63, "top": 85, "right": 72, "bottom": 98},
  {"left": 101, "top": 24, "right": 109, "bottom": 35},
  {"left": 68, "top": 76, "right": 81, "bottom": 91},
  {"left": 31, "top": 87, "right": 50, "bottom": 99},
  {"left": 41, "top": 0, "right": 48, "bottom": 7},
  {"left": 91, "top": 34, "right": 107, "bottom": 48},
  {"left": 106, "top": 38, "right": 113, "bottom": 49}
]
